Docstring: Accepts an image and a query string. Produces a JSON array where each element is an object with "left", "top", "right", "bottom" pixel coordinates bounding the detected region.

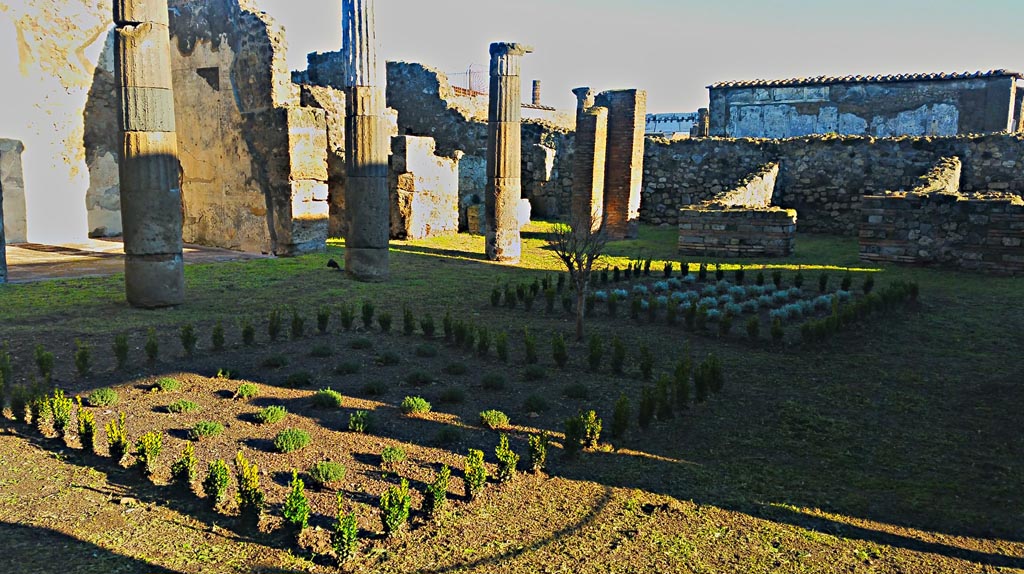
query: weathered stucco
[{"left": 0, "top": 139, "right": 27, "bottom": 243}]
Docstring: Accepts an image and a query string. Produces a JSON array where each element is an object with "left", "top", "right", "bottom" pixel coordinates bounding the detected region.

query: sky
[{"left": 256, "top": 0, "right": 1024, "bottom": 113}]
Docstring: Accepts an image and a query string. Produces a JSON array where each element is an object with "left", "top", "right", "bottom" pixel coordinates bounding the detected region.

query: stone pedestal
[
  {"left": 595, "top": 89, "right": 646, "bottom": 240},
  {"left": 571, "top": 87, "right": 607, "bottom": 233},
  {"left": 343, "top": 0, "right": 390, "bottom": 281},
  {"left": 115, "top": 0, "right": 185, "bottom": 307},
  {"left": 485, "top": 42, "right": 532, "bottom": 263}
]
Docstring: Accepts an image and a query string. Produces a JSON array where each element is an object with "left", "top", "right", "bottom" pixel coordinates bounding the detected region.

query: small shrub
[
  {"left": 155, "top": 377, "right": 180, "bottom": 392},
  {"left": 773, "top": 270, "right": 783, "bottom": 289},
  {"left": 380, "top": 446, "right": 407, "bottom": 469},
  {"left": 234, "top": 383, "right": 258, "bottom": 400},
  {"left": 443, "top": 310, "right": 454, "bottom": 341},
  {"left": 73, "top": 340, "right": 91, "bottom": 377},
  {"left": 76, "top": 398, "right": 96, "bottom": 453},
  {"left": 144, "top": 328, "right": 159, "bottom": 364},
  {"left": 170, "top": 442, "right": 197, "bottom": 488},
  {"left": 112, "top": 334, "right": 129, "bottom": 370},
  {"left": 361, "top": 301, "right": 375, "bottom": 329},
  {"left": 563, "top": 416, "right": 584, "bottom": 457},
  {"left": 308, "top": 461, "right": 347, "bottom": 488},
  {"left": 638, "top": 387, "right": 656, "bottom": 429},
  {"left": 400, "top": 395, "right": 431, "bottom": 416},
  {"left": 211, "top": 321, "right": 225, "bottom": 352},
  {"left": 405, "top": 370, "right": 434, "bottom": 386},
  {"left": 480, "top": 409, "right": 509, "bottom": 429},
  {"left": 284, "top": 371, "right": 313, "bottom": 388},
  {"left": 841, "top": 273, "right": 852, "bottom": 291},
  {"left": 241, "top": 319, "right": 256, "bottom": 346},
  {"left": 313, "top": 388, "right": 344, "bottom": 408},
  {"left": 334, "top": 500, "right": 359, "bottom": 564},
  {"left": 496, "top": 332, "right": 509, "bottom": 362},
  {"left": 235, "top": 451, "right": 265, "bottom": 527},
  {"left": 746, "top": 316, "right": 760, "bottom": 340},
  {"left": 167, "top": 400, "right": 199, "bottom": 414},
  {"left": 655, "top": 375, "right": 673, "bottom": 420},
  {"left": 335, "top": 361, "right": 362, "bottom": 375},
  {"left": 424, "top": 465, "right": 450, "bottom": 518},
  {"left": 495, "top": 434, "right": 519, "bottom": 482},
  {"left": 771, "top": 318, "right": 784, "bottom": 343},
  {"left": 638, "top": 345, "right": 654, "bottom": 380},
  {"left": 580, "top": 410, "right": 602, "bottom": 448},
  {"left": 694, "top": 362, "right": 710, "bottom": 403},
  {"left": 376, "top": 351, "right": 401, "bottom": 366},
  {"left": 339, "top": 304, "right": 356, "bottom": 331},
  {"left": 439, "top": 387, "right": 466, "bottom": 404},
  {"left": 316, "top": 306, "right": 331, "bottom": 334},
  {"left": 283, "top": 470, "right": 310, "bottom": 533},
  {"left": 350, "top": 338, "right": 373, "bottom": 350},
  {"left": 818, "top": 272, "right": 829, "bottom": 294},
  {"left": 34, "top": 345, "right": 54, "bottom": 383},
  {"left": 45, "top": 389, "right": 73, "bottom": 438},
  {"left": 361, "top": 380, "right": 387, "bottom": 396},
  {"left": 523, "top": 329, "right": 538, "bottom": 364},
  {"left": 718, "top": 313, "right": 734, "bottom": 337},
  {"left": 433, "top": 427, "right": 462, "bottom": 447},
  {"left": 610, "top": 336, "right": 626, "bottom": 374},
  {"left": 190, "top": 421, "right": 224, "bottom": 441},
  {"left": 256, "top": 405, "right": 287, "bottom": 425},
  {"left": 563, "top": 383, "right": 589, "bottom": 400},
  {"left": 203, "top": 459, "right": 230, "bottom": 509},
  {"left": 377, "top": 312, "right": 393, "bottom": 334},
  {"left": 135, "top": 431, "right": 162, "bottom": 476},
  {"left": 443, "top": 362, "right": 468, "bottom": 376},
  {"left": 481, "top": 374, "right": 506, "bottom": 391},
  {"left": 274, "top": 428, "right": 311, "bottom": 453},
  {"left": 464, "top": 449, "right": 488, "bottom": 499},
  {"left": 523, "top": 394, "right": 549, "bottom": 413},
  {"left": 528, "top": 432, "right": 548, "bottom": 472},
  {"left": 379, "top": 478, "right": 411, "bottom": 536},
  {"left": 402, "top": 306, "right": 416, "bottom": 336},
  {"left": 523, "top": 365, "right": 546, "bottom": 382},
  {"left": 587, "top": 335, "right": 603, "bottom": 372},
  {"left": 476, "top": 327, "right": 491, "bottom": 357},
  {"left": 420, "top": 314, "right": 436, "bottom": 338},
  {"left": 415, "top": 344, "right": 438, "bottom": 358},
  {"left": 261, "top": 354, "right": 289, "bottom": 368},
  {"left": 551, "top": 332, "right": 568, "bottom": 369},
  {"left": 348, "top": 410, "right": 370, "bottom": 433},
  {"left": 310, "top": 344, "right": 333, "bottom": 358},
  {"left": 674, "top": 356, "right": 692, "bottom": 411},
  {"left": 755, "top": 271, "right": 765, "bottom": 286},
  {"left": 863, "top": 276, "right": 875, "bottom": 294},
  {"left": 491, "top": 286, "right": 502, "bottom": 307},
  {"left": 180, "top": 324, "right": 198, "bottom": 357},
  {"left": 612, "top": 394, "right": 630, "bottom": 438},
  {"left": 105, "top": 413, "right": 130, "bottom": 462},
  {"left": 268, "top": 309, "right": 283, "bottom": 342}
]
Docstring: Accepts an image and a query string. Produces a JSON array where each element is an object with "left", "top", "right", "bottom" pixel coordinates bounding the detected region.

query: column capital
[{"left": 489, "top": 42, "right": 534, "bottom": 58}]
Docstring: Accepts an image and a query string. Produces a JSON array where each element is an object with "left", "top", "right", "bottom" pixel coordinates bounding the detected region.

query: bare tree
[{"left": 548, "top": 221, "right": 608, "bottom": 341}]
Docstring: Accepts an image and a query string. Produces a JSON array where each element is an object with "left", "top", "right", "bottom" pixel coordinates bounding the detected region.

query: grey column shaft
[
  {"left": 342, "top": 0, "right": 389, "bottom": 281},
  {"left": 0, "top": 181, "right": 6, "bottom": 285},
  {"left": 114, "top": 0, "right": 184, "bottom": 308},
  {"left": 485, "top": 42, "right": 532, "bottom": 263}
]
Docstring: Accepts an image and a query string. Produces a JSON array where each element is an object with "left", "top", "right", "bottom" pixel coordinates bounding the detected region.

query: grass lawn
[{"left": 0, "top": 222, "right": 1021, "bottom": 573}]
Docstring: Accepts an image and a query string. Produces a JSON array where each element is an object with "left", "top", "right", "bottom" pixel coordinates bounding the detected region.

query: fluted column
[
  {"left": 114, "top": 0, "right": 184, "bottom": 308},
  {"left": 342, "top": 0, "right": 390, "bottom": 281},
  {"left": 485, "top": 42, "right": 532, "bottom": 263},
  {"left": 571, "top": 87, "right": 607, "bottom": 233}
]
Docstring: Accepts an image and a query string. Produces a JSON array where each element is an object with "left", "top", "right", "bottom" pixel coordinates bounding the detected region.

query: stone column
[
  {"left": 342, "top": 0, "right": 390, "bottom": 281},
  {"left": 0, "top": 180, "right": 6, "bottom": 285},
  {"left": 691, "top": 108, "right": 710, "bottom": 137},
  {"left": 571, "top": 87, "right": 607, "bottom": 233},
  {"left": 114, "top": 0, "right": 184, "bottom": 308},
  {"left": 596, "top": 89, "right": 647, "bottom": 240},
  {"left": 532, "top": 80, "right": 542, "bottom": 106},
  {"left": 485, "top": 42, "right": 533, "bottom": 263}
]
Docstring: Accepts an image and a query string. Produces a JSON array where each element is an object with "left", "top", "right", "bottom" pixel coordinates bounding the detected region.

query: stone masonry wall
[
  {"left": 642, "top": 133, "right": 1024, "bottom": 235},
  {"left": 859, "top": 156, "right": 1024, "bottom": 274},
  {"left": 389, "top": 135, "right": 460, "bottom": 240},
  {"left": 386, "top": 61, "right": 575, "bottom": 225}
]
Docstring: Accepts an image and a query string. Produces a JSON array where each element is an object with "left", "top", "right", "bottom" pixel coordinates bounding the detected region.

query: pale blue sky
[{"left": 258, "top": 0, "right": 1023, "bottom": 113}]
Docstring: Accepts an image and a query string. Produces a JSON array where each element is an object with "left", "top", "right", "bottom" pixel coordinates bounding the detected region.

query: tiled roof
[{"left": 709, "top": 70, "right": 1023, "bottom": 89}]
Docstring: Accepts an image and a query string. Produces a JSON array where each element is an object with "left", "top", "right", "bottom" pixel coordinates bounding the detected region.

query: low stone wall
[
  {"left": 678, "top": 208, "right": 798, "bottom": 257},
  {"left": 859, "top": 156, "right": 1024, "bottom": 274},
  {"left": 389, "top": 136, "right": 460, "bottom": 240}
]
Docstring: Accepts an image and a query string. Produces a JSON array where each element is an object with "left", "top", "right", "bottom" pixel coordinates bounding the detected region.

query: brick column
[
  {"left": 343, "top": 0, "right": 390, "bottom": 281},
  {"left": 571, "top": 87, "right": 607, "bottom": 233},
  {"left": 596, "top": 89, "right": 647, "bottom": 240},
  {"left": 114, "top": 0, "right": 185, "bottom": 308},
  {"left": 485, "top": 42, "right": 532, "bottom": 263}
]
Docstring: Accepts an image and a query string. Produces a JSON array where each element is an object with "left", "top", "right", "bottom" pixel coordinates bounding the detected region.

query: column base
[
  {"left": 125, "top": 253, "right": 184, "bottom": 308},
  {"left": 345, "top": 246, "right": 389, "bottom": 282}
]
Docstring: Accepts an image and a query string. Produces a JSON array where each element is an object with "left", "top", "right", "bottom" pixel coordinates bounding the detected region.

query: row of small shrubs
[{"left": 800, "top": 280, "right": 918, "bottom": 345}]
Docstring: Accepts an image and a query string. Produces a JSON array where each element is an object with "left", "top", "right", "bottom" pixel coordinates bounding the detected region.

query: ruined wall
[
  {"left": 679, "top": 208, "right": 797, "bottom": 258},
  {"left": 0, "top": 139, "right": 27, "bottom": 243},
  {"left": 168, "top": 0, "right": 327, "bottom": 255},
  {"left": 0, "top": 0, "right": 119, "bottom": 242},
  {"left": 642, "top": 133, "right": 1024, "bottom": 234},
  {"left": 709, "top": 73, "right": 1019, "bottom": 139},
  {"left": 386, "top": 61, "right": 575, "bottom": 224},
  {"left": 299, "top": 85, "right": 347, "bottom": 237},
  {"left": 389, "top": 136, "right": 459, "bottom": 240},
  {"left": 859, "top": 156, "right": 1023, "bottom": 274}
]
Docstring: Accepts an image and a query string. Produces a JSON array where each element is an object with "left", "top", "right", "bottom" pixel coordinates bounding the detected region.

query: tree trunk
[{"left": 575, "top": 278, "right": 586, "bottom": 342}]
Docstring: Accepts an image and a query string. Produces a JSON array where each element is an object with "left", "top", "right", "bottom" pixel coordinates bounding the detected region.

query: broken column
[
  {"left": 485, "top": 42, "right": 533, "bottom": 263},
  {"left": 691, "top": 108, "right": 710, "bottom": 137},
  {"left": 571, "top": 87, "right": 608, "bottom": 233},
  {"left": 595, "top": 89, "right": 647, "bottom": 240},
  {"left": 114, "top": 0, "right": 185, "bottom": 307},
  {"left": 342, "top": 0, "right": 390, "bottom": 281}
]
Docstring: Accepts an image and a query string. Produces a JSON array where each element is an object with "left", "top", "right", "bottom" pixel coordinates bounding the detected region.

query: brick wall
[{"left": 679, "top": 208, "right": 797, "bottom": 257}]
